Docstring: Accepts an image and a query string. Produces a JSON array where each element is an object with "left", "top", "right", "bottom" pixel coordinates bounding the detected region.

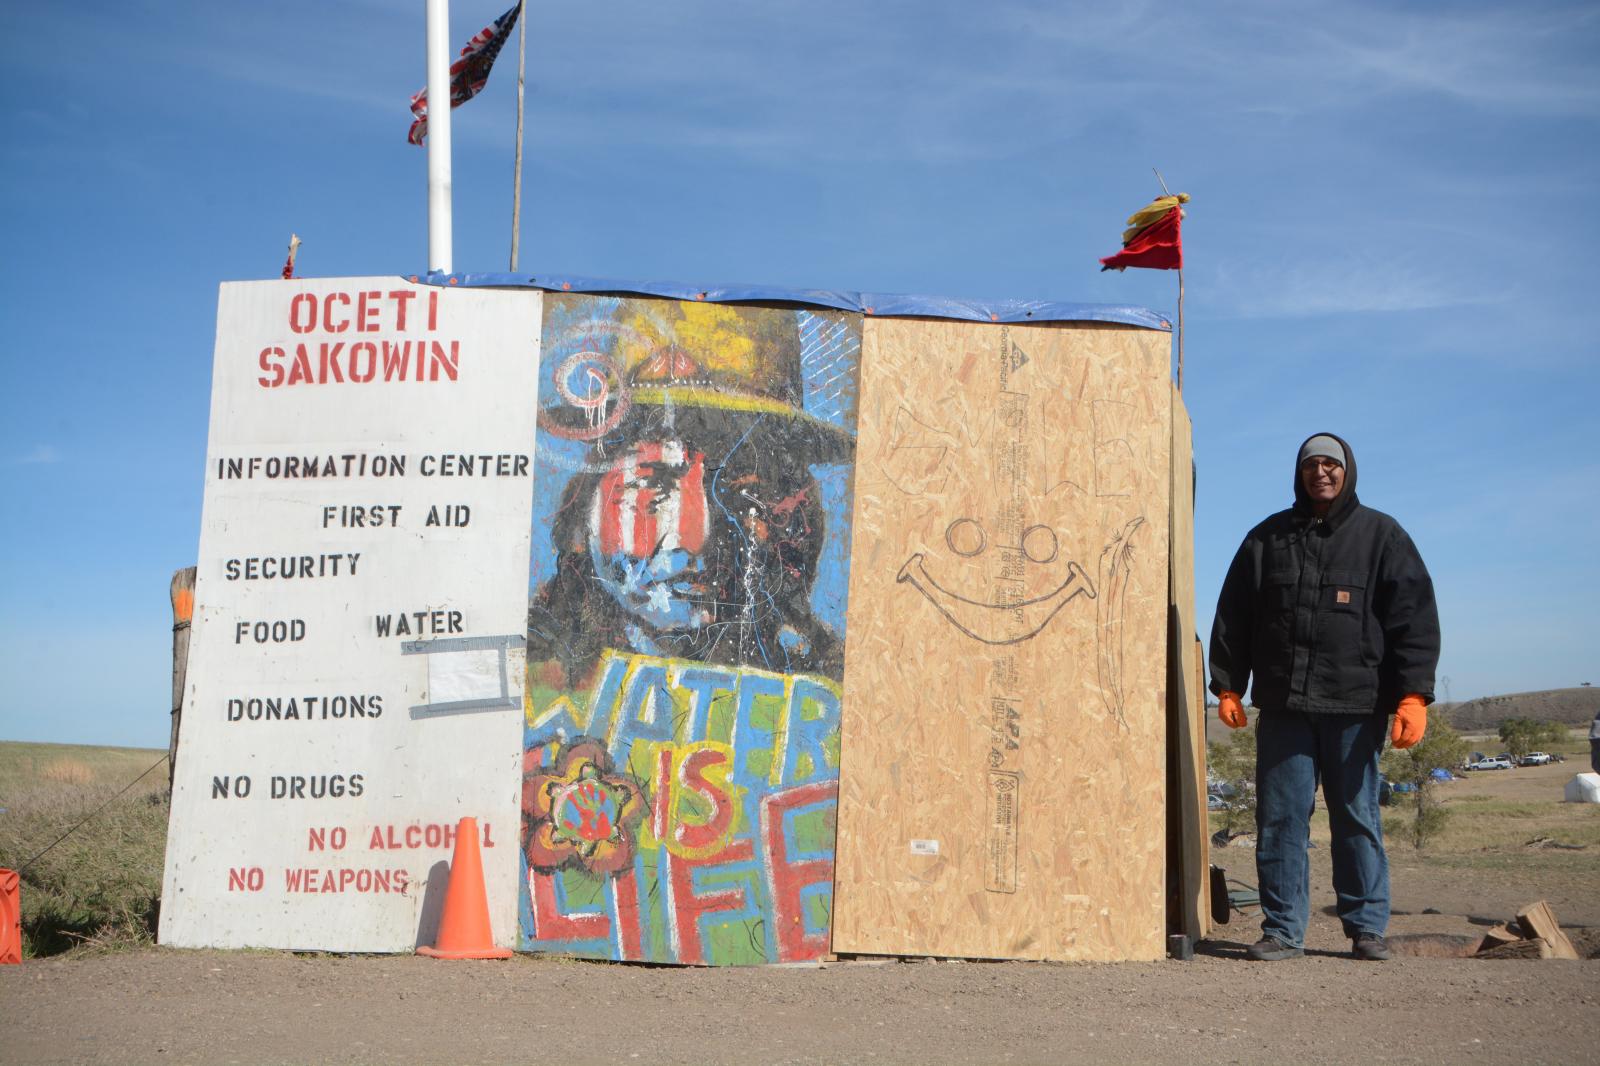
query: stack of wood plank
[{"left": 1475, "top": 901, "right": 1581, "bottom": 960}]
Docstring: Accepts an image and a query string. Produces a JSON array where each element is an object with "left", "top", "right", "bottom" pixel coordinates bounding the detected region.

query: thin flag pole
[
  {"left": 426, "top": 0, "right": 454, "bottom": 275},
  {"left": 1177, "top": 268, "right": 1185, "bottom": 392},
  {"left": 509, "top": 0, "right": 527, "bottom": 271},
  {"left": 1152, "top": 167, "right": 1183, "bottom": 392}
]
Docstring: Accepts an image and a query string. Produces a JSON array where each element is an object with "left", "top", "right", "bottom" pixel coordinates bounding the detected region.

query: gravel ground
[
  {"left": 7, "top": 758, "right": 1595, "bottom": 1065},
  {"left": 5, "top": 907, "right": 1597, "bottom": 1066}
]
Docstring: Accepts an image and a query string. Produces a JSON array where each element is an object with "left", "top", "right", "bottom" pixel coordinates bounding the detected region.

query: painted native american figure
[{"left": 527, "top": 297, "right": 858, "bottom": 687}]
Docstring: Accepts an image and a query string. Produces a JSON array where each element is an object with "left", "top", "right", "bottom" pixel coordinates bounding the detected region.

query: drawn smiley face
[
  {"left": 944, "top": 518, "right": 1060, "bottom": 565},
  {"left": 896, "top": 518, "right": 1094, "bottom": 646}
]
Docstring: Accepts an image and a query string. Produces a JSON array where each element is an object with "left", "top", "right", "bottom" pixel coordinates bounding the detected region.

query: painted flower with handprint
[{"left": 522, "top": 737, "right": 645, "bottom": 876}]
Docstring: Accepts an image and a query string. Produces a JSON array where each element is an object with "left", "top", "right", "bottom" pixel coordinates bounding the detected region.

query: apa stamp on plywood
[{"left": 985, "top": 770, "right": 1020, "bottom": 893}]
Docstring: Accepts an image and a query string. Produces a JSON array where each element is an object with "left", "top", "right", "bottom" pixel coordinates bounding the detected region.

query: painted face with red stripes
[{"left": 588, "top": 439, "right": 717, "bottom": 632}]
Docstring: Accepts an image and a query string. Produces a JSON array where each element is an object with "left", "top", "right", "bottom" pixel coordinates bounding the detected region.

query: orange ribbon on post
[{"left": 1, "top": 868, "right": 21, "bottom": 964}]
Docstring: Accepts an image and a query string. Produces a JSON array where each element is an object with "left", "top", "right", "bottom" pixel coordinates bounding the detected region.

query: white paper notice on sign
[{"left": 160, "top": 277, "right": 541, "bottom": 952}]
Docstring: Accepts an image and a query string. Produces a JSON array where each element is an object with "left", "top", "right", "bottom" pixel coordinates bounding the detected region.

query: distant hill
[
  {"left": 0, "top": 740, "right": 168, "bottom": 798},
  {"left": 1439, "top": 687, "right": 1599, "bottom": 732},
  {"left": 1202, "top": 686, "right": 1598, "bottom": 746}
]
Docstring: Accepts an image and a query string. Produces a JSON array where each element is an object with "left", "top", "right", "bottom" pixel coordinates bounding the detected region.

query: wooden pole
[
  {"left": 1177, "top": 268, "right": 1185, "bottom": 392},
  {"left": 1151, "top": 169, "right": 1184, "bottom": 392},
  {"left": 509, "top": 0, "right": 527, "bottom": 271},
  {"left": 169, "top": 567, "right": 196, "bottom": 791}
]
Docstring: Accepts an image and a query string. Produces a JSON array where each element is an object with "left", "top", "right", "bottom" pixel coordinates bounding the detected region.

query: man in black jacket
[{"left": 1210, "top": 433, "right": 1439, "bottom": 962}]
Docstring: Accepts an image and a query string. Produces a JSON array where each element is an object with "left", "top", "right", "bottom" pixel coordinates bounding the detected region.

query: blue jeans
[{"left": 1255, "top": 709, "right": 1389, "bottom": 947}]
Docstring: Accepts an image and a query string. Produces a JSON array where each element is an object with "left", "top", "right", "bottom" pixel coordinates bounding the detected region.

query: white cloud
[
  {"left": 1309, "top": 5, "right": 1600, "bottom": 115},
  {"left": 1003, "top": 0, "right": 1600, "bottom": 119},
  {"left": 98, "top": 0, "right": 1594, "bottom": 172},
  {"left": 14, "top": 445, "right": 61, "bottom": 465},
  {"left": 1203, "top": 253, "right": 1487, "bottom": 319},
  {"left": 190, "top": 57, "right": 399, "bottom": 114}
]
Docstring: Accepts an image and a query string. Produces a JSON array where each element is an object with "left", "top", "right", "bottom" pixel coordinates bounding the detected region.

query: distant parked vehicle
[
  {"left": 1521, "top": 752, "right": 1552, "bottom": 766},
  {"left": 1470, "top": 756, "right": 1514, "bottom": 771},
  {"left": 1210, "top": 780, "right": 1251, "bottom": 803}
]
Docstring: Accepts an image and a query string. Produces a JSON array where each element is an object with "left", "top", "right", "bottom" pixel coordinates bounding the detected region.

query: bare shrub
[
  {"left": 1381, "top": 717, "right": 1470, "bottom": 850},
  {"left": 1207, "top": 723, "right": 1257, "bottom": 836}
]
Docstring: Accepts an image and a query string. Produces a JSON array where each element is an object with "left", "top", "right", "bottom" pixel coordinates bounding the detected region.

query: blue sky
[{"left": 2, "top": 0, "right": 1596, "bottom": 747}]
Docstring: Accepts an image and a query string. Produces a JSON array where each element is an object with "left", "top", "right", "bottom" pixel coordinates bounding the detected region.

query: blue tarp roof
[{"left": 412, "top": 270, "right": 1172, "bottom": 331}]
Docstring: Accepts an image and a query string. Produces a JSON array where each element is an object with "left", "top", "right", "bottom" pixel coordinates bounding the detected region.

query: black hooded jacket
[{"left": 1208, "top": 433, "right": 1440, "bottom": 715}]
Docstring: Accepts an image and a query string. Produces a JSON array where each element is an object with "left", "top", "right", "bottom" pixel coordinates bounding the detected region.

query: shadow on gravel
[
  {"left": 1195, "top": 938, "right": 1250, "bottom": 959},
  {"left": 1197, "top": 938, "right": 1350, "bottom": 961}
]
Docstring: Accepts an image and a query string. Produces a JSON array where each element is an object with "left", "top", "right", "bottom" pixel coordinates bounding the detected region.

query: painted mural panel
[{"left": 519, "top": 294, "right": 861, "bottom": 964}]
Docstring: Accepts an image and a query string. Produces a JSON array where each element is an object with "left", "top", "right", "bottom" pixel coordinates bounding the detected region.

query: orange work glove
[
  {"left": 1218, "top": 691, "right": 1248, "bottom": 729},
  {"left": 1391, "top": 694, "right": 1427, "bottom": 748}
]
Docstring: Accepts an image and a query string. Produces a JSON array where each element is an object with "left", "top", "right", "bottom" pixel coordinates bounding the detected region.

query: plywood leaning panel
[
  {"left": 1167, "top": 384, "right": 1210, "bottom": 939},
  {"left": 833, "top": 318, "right": 1171, "bottom": 961}
]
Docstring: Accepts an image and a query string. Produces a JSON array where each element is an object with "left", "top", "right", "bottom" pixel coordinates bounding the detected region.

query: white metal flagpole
[
  {"left": 510, "top": 0, "right": 526, "bottom": 271},
  {"left": 426, "top": 0, "right": 453, "bottom": 275}
]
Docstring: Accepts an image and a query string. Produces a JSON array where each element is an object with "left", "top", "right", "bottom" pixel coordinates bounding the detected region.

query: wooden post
[
  {"left": 1176, "top": 268, "right": 1185, "bottom": 392},
  {"left": 1150, "top": 169, "right": 1185, "bottom": 393},
  {"left": 169, "top": 567, "right": 196, "bottom": 791}
]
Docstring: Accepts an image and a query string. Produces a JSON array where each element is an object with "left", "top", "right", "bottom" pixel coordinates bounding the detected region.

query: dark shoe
[
  {"left": 1246, "top": 935, "right": 1304, "bottom": 961},
  {"left": 1351, "top": 932, "right": 1391, "bottom": 961}
]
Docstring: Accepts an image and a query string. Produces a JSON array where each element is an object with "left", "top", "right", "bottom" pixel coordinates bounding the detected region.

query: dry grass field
[
  {"left": 1206, "top": 727, "right": 1600, "bottom": 928},
  {"left": 0, "top": 741, "right": 169, "bottom": 956},
  {"left": 0, "top": 741, "right": 169, "bottom": 799}
]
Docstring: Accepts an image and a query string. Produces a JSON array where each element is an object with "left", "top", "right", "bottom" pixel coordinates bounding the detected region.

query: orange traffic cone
[
  {"left": 417, "top": 817, "right": 512, "bottom": 959},
  {"left": 1, "top": 868, "right": 21, "bottom": 965}
]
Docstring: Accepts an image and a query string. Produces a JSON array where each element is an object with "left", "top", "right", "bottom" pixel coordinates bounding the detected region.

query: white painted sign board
[{"left": 160, "top": 277, "right": 541, "bottom": 951}]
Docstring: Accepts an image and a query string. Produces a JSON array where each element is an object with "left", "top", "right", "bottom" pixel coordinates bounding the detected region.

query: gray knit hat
[{"left": 1298, "top": 434, "right": 1346, "bottom": 468}]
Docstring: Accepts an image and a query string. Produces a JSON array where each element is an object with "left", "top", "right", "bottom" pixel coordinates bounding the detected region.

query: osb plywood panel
[
  {"left": 1167, "top": 385, "right": 1209, "bottom": 939},
  {"left": 833, "top": 318, "right": 1171, "bottom": 962}
]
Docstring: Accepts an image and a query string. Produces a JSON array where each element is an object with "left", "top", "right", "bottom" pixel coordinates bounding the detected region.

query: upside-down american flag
[{"left": 407, "top": 2, "right": 522, "bottom": 146}]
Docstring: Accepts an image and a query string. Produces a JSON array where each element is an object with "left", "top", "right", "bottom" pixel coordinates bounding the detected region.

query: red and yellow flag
[{"left": 1099, "top": 193, "right": 1189, "bottom": 272}]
